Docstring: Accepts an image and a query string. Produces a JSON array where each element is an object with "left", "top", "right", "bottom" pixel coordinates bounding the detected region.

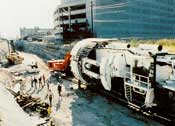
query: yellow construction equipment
[{"left": 6, "top": 40, "right": 24, "bottom": 65}]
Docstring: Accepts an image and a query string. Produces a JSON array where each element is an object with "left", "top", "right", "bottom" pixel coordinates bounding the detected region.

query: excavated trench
[
  {"left": 15, "top": 40, "right": 74, "bottom": 60},
  {"left": 0, "top": 65, "right": 56, "bottom": 126},
  {"left": 0, "top": 41, "right": 164, "bottom": 126}
]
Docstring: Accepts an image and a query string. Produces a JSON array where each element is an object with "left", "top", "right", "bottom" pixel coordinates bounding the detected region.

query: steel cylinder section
[
  {"left": 70, "top": 39, "right": 90, "bottom": 82},
  {"left": 70, "top": 38, "right": 102, "bottom": 83}
]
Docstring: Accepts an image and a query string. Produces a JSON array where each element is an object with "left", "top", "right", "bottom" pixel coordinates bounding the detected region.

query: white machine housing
[{"left": 70, "top": 38, "right": 175, "bottom": 109}]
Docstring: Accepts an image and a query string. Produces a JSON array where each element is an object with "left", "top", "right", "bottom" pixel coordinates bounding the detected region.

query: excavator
[
  {"left": 47, "top": 52, "right": 71, "bottom": 77},
  {"left": 6, "top": 40, "right": 24, "bottom": 65}
]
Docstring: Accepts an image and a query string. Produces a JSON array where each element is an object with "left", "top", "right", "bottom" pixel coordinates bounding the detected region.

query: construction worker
[
  {"left": 31, "top": 61, "right": 34, "bottom": 69},
  {"left": 47, "top": 106, "right": 52, "bottom": 116},
  {"left": 46, "top": 80, "right": 50, "bottom": 91},
  {"left": 30, "top": 76, "right": 34, "bottom": 88},
  {"left": 38, "top": 76, "right": 42, "bottom": 89},
  {"left": 47, "top": 89, "right": 54, "bottom": 107},
  {"left": 35, "top": 62, "right": 38, "bottom": 68},
  {"left": 57, "top": 76, "right": 63, "bottom": 84},
  {"left": 42, "top": 74, "right": 46, "bottom": 84},
  {"left": 46, "top": 77, "right": 51, "bottom": 91},
  {"left": 78, "top": 80, "right": 82, "bottom": 89},
  {"left": 33, "top": 77, "right": 38, "bottom": 89},
  {"left": 20, "top": 81, "right": 25, "bottom": 95},
  {"left": 57, "top": 84, "right": 62, "bottom": 97}
]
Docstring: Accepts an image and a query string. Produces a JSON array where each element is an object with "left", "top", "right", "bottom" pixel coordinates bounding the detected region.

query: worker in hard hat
[
  {"left": 47, "top": 106, "right": 52, "bottom": 116},
  {"left": 46, "top": 89, "right": 54, "bottom": 107}
]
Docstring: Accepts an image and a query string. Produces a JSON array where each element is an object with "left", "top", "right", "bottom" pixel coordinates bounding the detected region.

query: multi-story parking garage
[
  {"left": 53, "top": 0, "right": 93, "bottom": 41},
  {"left": 54, "top": 0, "right": 175, "bottom": 41}
]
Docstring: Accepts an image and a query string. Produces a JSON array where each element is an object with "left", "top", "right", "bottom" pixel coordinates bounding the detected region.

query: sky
[{"left": 0, "top": 0, "right": 60, "bottom": 38}]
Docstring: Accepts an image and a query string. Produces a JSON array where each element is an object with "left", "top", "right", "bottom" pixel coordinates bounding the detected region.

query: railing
[{"left": 125, "top": 72, "right": 151, "bottom": 95}]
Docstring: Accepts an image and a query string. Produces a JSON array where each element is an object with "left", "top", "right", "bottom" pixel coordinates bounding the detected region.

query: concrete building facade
[{"left": 54, "top": 0, "right": 175, "bottom": 40}]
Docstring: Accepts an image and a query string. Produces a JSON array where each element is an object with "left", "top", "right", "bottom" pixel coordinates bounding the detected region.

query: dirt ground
[{"left": 1, "top": 52, "right": 163, "bottom": 126}]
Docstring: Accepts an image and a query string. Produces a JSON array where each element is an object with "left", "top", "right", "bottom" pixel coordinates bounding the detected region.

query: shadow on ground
[{"left": 69, "top": 88, "right": 162, "bottom": 126}]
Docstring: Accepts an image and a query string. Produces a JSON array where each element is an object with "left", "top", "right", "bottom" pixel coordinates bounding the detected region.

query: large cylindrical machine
[
  {"left": 71, "top": 38, "right": 175, "bottom": 121},
  {"left": 71, "top": 38, "right": 153, "bottom": 91}
]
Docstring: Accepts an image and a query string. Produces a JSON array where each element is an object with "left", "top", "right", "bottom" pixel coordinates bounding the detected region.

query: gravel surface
[{"left": 3, "top": 52, "right": 163, "bottom": 126}]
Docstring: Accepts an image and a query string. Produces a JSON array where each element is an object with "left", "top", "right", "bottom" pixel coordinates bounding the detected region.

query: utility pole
[{"left": 91, "top": 0, "right": 94, "bottom": 37}]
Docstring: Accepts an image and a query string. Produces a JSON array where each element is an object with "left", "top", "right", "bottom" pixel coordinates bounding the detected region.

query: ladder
[
  {"left": 124, "top": 66, "right": 132, "bottom": 102},
  {"left": 124, "top": 82, "right": 132, "bottom": 102}
]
